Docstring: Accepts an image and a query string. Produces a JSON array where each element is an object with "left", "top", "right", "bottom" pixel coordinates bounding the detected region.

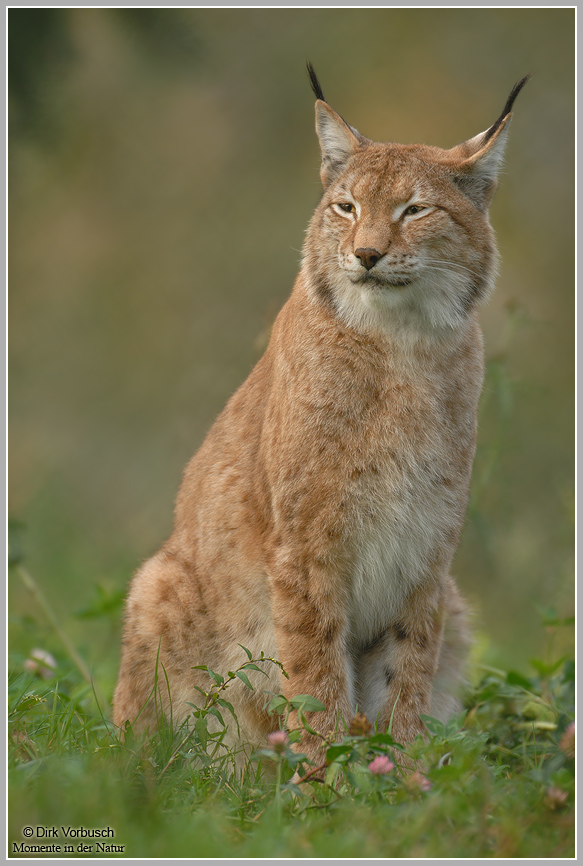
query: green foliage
[{"left": 8, "top": 636, "right": 575, "bottom": 858}]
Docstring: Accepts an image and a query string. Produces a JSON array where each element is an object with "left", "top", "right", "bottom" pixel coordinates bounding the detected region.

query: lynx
[{"left": 113, "top": 67, "right": 528, "bottom": 762}]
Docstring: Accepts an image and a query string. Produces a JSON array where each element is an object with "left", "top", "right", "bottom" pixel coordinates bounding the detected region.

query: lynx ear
[
  {"left": 314, "top": 101, "right": 363, "bottom": 187},
  {"left": 447, "top": 75, "right": 530, "bottom": 210},
  {"left": 307, "top": 62, "right": 367, "bottom": 188}
]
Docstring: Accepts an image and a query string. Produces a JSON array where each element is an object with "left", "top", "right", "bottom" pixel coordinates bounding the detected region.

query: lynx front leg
[
  {"left": 270, "top": 567, "right": 354, "bottom": 763},
  {"left": 362, "top": 584, "right": 446, "bottom": 747}
]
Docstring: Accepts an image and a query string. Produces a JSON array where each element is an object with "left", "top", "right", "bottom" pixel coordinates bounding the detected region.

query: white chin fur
[{"left": 327, "top": 268, "right": 478, "bottom": 337}]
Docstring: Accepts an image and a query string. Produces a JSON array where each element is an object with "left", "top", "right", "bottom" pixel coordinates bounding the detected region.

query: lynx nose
[{"left": 355, "top": 247, "right": 382, "bottom": 270}]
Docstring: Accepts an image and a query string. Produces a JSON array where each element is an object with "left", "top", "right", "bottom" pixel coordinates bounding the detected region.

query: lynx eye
[
  {"left": 403, "top": 204, "right": 427, "bottom": 217},
  {"left": 336, "top": 202, "right": 356, "bottom": 214}
]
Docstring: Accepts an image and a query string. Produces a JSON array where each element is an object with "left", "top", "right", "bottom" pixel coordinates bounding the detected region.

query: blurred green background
[{"left": 9, "top": 8, "right": 574, "bottom": 696}]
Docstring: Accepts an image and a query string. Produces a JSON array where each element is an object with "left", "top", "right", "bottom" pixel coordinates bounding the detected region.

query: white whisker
[{"left": 423, "top": 259, "right": 484, "bottom": 281}]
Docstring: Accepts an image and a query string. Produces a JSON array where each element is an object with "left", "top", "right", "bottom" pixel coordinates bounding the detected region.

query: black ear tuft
[
  {"left": 307, "top": 62, "right": 326, "bottom": 103},
  {"left": 484, "top": 74, "right": 531, "bottom": 142}
]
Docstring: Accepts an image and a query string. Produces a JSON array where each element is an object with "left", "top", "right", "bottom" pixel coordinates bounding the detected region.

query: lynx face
[
  {"left": 304, "top": 79, "right": 527, "bottom": 337},
  {"left": 325, "top": 155, "right": 492, "bottom": 329}
]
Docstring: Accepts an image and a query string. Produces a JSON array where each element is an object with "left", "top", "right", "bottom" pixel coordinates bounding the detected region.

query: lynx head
[{"left": 304, "top": 65, "right": 529, "bottom": 337}]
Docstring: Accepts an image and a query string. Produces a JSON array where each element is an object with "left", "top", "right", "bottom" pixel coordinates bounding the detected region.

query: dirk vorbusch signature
[{"left": 14, "top": 826, "right": 125, "bottom": 854}]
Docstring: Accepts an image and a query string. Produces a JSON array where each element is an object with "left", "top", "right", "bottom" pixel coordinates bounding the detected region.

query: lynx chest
[
  {"left": 266, "top": 315, "right": 482, "bottom": 642},
  {"left": 337, "top": 363, "right": 480, "bottom": 642}
]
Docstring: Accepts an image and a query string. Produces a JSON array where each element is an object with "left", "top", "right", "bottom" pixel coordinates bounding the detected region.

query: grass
[{"left": 7, "top": 563, "right": 575, "bottom": 859}]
